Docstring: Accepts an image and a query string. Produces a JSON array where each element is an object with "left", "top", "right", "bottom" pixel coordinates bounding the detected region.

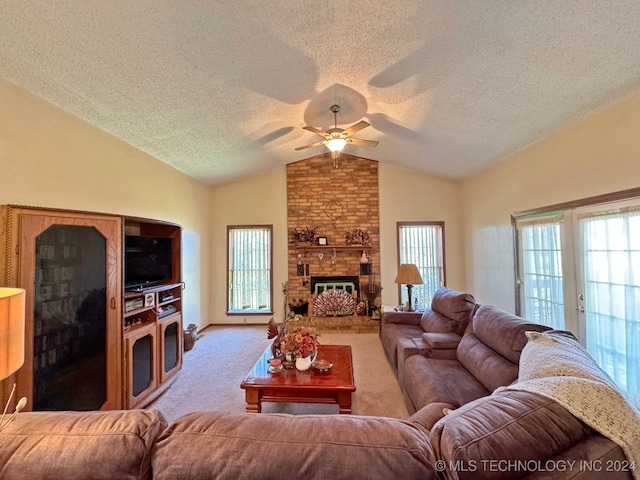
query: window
[
  {"left": 397, "top": 222, "right": 445, "bottom": 307},
  {"left": 227, "top": 225, "right": 273, "bottom": 314},
  {"left": 514, "top": 188, "right": 640, "bottom": 407}
]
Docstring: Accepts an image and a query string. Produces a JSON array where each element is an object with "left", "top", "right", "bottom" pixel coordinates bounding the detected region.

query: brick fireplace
[{"left": 287, "top": 154, "right": 381, "bottom": 332}]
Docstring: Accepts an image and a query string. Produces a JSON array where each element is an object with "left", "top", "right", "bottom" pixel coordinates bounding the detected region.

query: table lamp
[
  {"left": 0, "top": 288, "right": 27, "bottom": 431},
  {"left": 394, "top": 264, "right": 423, "bottom": 312}
]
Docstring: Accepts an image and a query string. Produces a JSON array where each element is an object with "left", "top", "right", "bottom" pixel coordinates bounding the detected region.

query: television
[{"left": 125, "top": 235, "right": 173, "bottom": 290}]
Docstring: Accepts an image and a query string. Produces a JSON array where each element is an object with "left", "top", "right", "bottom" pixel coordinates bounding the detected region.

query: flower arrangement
[{"left": 281, "top": 325, "right": 319, "bottom": 358}]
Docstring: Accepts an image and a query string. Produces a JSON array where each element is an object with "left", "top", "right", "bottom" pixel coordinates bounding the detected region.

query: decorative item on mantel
[
  {"left": 344, "top": 228, "right": 371, "bottom": 246},
  {"left": 289, "top": 226, "right": 318, "bottom": 245}
]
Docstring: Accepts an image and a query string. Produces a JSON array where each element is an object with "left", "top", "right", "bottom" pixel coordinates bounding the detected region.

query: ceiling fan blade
[
  {"left": 343, "top": 120, "right": 370, "bottom": 137},
  {"left": 349, "top": 138, "right": 379, "bottom": 147},
  {"left": 303, "top": 126, "right": 329, "bottom": 137},
  {"left": 294, "top": 140, "right": 326, "bottom": 151}
]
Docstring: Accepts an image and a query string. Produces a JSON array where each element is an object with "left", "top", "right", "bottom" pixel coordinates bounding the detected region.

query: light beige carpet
[{"left": 149, "top": 325, "right": 409, "bottom": 423}]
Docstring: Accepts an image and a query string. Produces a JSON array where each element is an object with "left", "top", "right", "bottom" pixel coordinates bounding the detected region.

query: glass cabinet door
[
  {"left": 125, "top": 322, "right": 157, "bottom": 407},
  {"left": 132, "top": 333, "right": 154, "bottom": 397},
  {"left": 163, "top": 321, "right": 179, "bottom": 374},
  {"left": 16, "top": 211, "right": 122, "bottom": 412},
  {"left": 33, "top": 225, "right": 107, "bottom": 410}
]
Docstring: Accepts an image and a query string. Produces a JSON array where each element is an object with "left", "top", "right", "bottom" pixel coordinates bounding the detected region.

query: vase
[
  {"left": 295, "top": 355, "right": 313, "bottom": 371},
  {"left": 295, "top": 350, "right": 317, "bottom": 371}
]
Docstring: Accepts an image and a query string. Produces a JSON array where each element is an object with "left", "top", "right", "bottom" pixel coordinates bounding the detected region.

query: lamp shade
[
  {"left": 394, "top": 264, "right": 424, "bottom": 285},
  {"left": 0, "top": 288, "right": 26, "bottom": 380}
]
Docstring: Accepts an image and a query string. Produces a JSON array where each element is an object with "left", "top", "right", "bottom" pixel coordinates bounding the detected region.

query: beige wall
[
  {"left": 461, "top": 88, "right": 640, "bottom": 311},
  {"left": 0, "top": 78, "right": 212, "bottom": 329},
  {"left": 379, "top": 164, "right": 465, "bottom": 306},
  {"left": 210, "top": 168, "right": 288, "bottom": 324}
]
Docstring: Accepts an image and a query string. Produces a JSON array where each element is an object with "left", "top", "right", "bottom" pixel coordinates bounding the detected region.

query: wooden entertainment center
[{"left": 0, "top": 205, "right": 183, "bottom": 411}]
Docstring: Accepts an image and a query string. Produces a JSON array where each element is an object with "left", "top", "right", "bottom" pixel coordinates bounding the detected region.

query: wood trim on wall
[{"left": 512, "top": 186, "right": 640, "bottom": 218}]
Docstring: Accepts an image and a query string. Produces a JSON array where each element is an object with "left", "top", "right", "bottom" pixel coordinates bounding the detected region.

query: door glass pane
[
  {"left": 33, "top": 225, "right": 107, "bottom": 410},
  {"left": 582, "top": 212, "right": 640, "bottom": 407},
  {"left": 519, "top": 221, "right": 565, "bottom": 328}
]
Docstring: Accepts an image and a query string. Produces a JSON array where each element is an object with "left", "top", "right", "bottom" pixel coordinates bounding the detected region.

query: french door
[
  {"left": 574, "top": 204, "right": 640, "bottom": 406},
  {"left": 516, "top": 200, "right": 640, "bottom": 406}
]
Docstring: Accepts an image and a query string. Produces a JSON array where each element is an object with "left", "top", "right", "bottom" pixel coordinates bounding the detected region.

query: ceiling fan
[{"left": 295, "top": 104, "right": 378, "bottom": 166}]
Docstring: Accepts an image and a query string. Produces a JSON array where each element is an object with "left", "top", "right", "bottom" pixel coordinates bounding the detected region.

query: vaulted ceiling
[{"left": 2, "top": 1, "right": 640, "bottom": 185}]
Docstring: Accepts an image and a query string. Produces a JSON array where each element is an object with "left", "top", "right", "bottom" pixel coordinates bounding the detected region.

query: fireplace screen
[
  {"left": 310, "top": 276, "right": 359, "bottom": 316},
  {"left": 313, "top": 288, "right": 356, "bottom": 317}
]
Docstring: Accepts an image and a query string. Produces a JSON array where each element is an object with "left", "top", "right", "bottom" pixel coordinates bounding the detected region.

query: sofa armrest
[
  {"left": 410, "top": 402, "right": 457, "bottom": 433},
  {"left": 397, "top": 337, "right": 431, "bottom": 362},
  {"left": 429, "top": 391, "right": 593, "bottom": 480},
  {"left": 382, "top": 311, "right": 422, "bottom": 326},
  {"left": 421, "top": 332, "right": 461, "bottom": 360}
]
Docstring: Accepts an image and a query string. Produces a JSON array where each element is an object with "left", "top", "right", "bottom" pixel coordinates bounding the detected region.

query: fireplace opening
[{"left": 310, "top": 275, "right": 360, "bottom": 296}]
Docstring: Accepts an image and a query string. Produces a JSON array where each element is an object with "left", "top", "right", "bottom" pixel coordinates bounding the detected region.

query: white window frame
[{"left": 227, "top": 225, "right": 273, "bottom": 315}]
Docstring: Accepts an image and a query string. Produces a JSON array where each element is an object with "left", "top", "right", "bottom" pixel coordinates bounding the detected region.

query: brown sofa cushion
[
  {"left": 429, "top": 390, "right": 593, "bottom": 480},
  {"left": 0, "top": 409, "right": 166, "bottom": 480},
  {"left": 456, "top": 332, "right": 520, "bottom": 392},
  {"left": 420, "top": 288, "right": 476, "bottom": 336},
  {"left": 401, "top": 356, "right": 489, "bottom": 411},
  {"left": 152, "top": 411, "right": 437, "bottom": 480},
  {"left": 473, "top": 305, "right": 550, "bottom": 364}
]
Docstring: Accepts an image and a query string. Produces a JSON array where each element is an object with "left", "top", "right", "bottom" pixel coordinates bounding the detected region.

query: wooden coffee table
[{"left": 240, "top": 344, "right": 356, "bottom": 414}]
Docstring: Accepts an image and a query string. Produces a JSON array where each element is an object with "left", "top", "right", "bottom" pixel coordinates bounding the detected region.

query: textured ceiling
[{"left": 2, "top": 1, "right": 640, "bottom": 185}]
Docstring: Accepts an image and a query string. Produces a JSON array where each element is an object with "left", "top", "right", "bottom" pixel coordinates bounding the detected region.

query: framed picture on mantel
[{"left": 317, "top": 236, "right": 328, "bottom": 246}]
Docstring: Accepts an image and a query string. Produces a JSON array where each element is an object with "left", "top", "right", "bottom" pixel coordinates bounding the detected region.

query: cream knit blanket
[{"left": 495, "top": 330, "right": 640, "bottom": 479}]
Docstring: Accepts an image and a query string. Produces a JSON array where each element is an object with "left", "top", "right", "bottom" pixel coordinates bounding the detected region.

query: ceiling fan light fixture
[
  {"left": 327, "top": 138, "right": 347, "bottom": 152},
  {"left": 295, "top": 104, "right": 378, "bottom": 155}
]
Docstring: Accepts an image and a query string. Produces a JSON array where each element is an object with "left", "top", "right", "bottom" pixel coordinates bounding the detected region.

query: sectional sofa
[
  {"left": 381, "top": 287, "right": 635, "bottom": 480},
  {"left": 0, "top": 288, "right": 635, "bottom": 480}
]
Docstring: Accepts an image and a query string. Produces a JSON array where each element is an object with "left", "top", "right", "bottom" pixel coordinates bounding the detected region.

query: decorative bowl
[{"left": 312, "top": 358, "right": 333, "bottom": 373}]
